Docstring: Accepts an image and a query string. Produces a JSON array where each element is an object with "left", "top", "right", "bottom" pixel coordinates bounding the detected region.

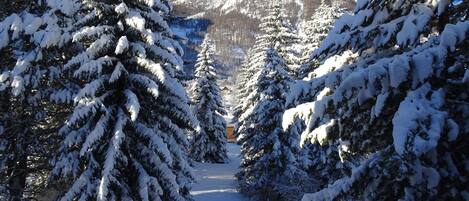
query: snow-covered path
[{"left": 191, "top": 143, "right": 249, "bottom": 201}]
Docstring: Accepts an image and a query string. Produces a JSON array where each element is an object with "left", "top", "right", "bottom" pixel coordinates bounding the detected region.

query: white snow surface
[{"left": 191, "top": 143, "right": 248, "bottom": 201}]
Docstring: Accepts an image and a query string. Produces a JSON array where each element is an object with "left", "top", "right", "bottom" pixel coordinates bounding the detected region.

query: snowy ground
[{"left": 191, "top": 143, "right": 249, "bottom": 201}]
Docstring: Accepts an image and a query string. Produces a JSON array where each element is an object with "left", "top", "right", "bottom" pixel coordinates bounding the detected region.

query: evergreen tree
[
  {"left": 49, "top": 1, "right": 197, "bottom": 200},
  {"left": 236, "top": 46, "right": 315, "bottom": 201},
  {"left": 234, "top": 3, "right": 302, "bottom": 135},
  {"left": 232, "top": 46, "right": 259, "bottom": 133},
  {"left": 298, "top": 0, "right": 345, "bottom": 77},
  {"left": 0, "top": 2, "right": 73, "bottom": 200},
  {"left": 189, "top": 36, "right": 228, "bottom": 163},
  {"left": 301, "top": 0, "right": 344, "bottom": 58},
  {"left": 282, "top": 1, "right": 469, "bottom": 200},
  {"left": 257, "top": 2, "right": 301, "bottom": 74}
]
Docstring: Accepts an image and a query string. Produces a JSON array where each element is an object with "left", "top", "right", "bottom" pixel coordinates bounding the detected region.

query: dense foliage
[
  {"left": 1, "top": 1, "right": 196, "bottom": 200},
  {"left": 189, "top": 36, "right": 229, "bottom": 163},
  {"left": 283, "top": 0, "right": 469, "bottom": 200}
]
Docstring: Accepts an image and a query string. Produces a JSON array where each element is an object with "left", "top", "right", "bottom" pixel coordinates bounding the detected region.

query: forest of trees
[
  {"left": 0, "top": 1, "right": 196, "bottom": 200},
  {"left": 235, "top": 0, "right": 469, "bottom": 200},
  {"left": 0, "top": 0, "right": 468, "bottom": 201}
]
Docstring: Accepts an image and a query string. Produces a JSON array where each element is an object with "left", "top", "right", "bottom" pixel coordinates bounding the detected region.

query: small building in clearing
[
  {"left": 226, "top": 123, "right": 236, "bottom": 143},
  {"left": 224, "top": 115, "right": 236, "bottom": 143}
]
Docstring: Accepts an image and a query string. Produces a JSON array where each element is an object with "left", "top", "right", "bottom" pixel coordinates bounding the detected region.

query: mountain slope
[
  {"left": 170, "top": 0, "right": 354, "bottom": 114},
  {"left": 171, "top": 0, "right": 354, "bottom": 72}
]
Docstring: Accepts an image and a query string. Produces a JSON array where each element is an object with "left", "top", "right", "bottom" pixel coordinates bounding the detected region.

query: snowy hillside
[
  {"left": 171, "top": 0, "right": 355, "bottom": 72},
  {"left": 173, "top": 0, "right": 354, "bottom": 20}
]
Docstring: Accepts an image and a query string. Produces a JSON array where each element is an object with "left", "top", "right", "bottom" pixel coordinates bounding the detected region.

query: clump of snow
[
  {"left": 115, "top": 36, "right": 129, "bottom": 55},
  {"left": 396, "top": 5, "right": 433, "bottom": 47},
  {"left": 12, "top": 59, "right": 31, "bottom": 76},
  {"left": 392, "top": 84, "right": 446, "bottom": 156},
  {"left": 372, "top": 92, "right": 389, "bottom": 117},
  {"left": 47, "top": 0, "right": 79, "bottom": 16},
  {"left": 440, "top": 21, "right": 469, "bottom": 52},
  {"left": 23, "top": 14, "right": 43, "bottom": 35},
  {"left": 308, "top": 119, "right": 335, "bottom": 145},
  {"left": 282, "top": 99, "right": 329, "bottom": 147},
  {"left": 411, "top": 52, "right": 434, "bottom": 88},
  {"left": 316, "top": 87, "right": 331, "bottom": 102},
  {"left": 389, "top": 56, "right": 410, "bottom": 88},
  {"left": 0, "top": 72, "right": 9, "bottom": 83},
  {"left": 447, "top": 119, "right": 459, "bottom": 142},
  {"left": 74, "top": 78, "right": 104, "bottom": 102},
  {"left": 115, "top": 3, "right": 129, "bottom": 15},
  {"left": 310, "top": 51, "right": 356, "bottom": 78},
  {"left": 124, "top": 90, "right": 140, "bottom": 121},
  {"left": 11, "top": 76, "right": 25, "bottom": 96},
  {"left": 109, "top": 62, "right": 126, "bottom": 83},
  {"left": 283, "top": 102, "right": 313, "bottom": 132},
  {"left": 125, "top": 12, "right": 146, "bottom": 31}
]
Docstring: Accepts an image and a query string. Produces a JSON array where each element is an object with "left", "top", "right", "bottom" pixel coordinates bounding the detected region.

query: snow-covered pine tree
[
  {"left": 257, "top": 2, "right": 301, "bottom": 74},
  {"left": 236, "top": 46, "right": 315, "bottom": 201},
  {"left": 301, "top": 0, "right": 344, "bottom": 58},
  {"left": 282, "top": 1, "right": 469, "bottom": 200},
  {"left": 234, "top": 4, "right": 302, "bottom": 135},
  {"left": 313, "top": 0, "right": 445, "bottom": 59},
  {"left": 189, "top": 36, "right": 228, "bottom": 163},
  {"left": 298, "top": 0, "right": 345, "bottom": 77},
  {"left": 232, "top": 46, "right": 259, "bottom": 134},
  {"left": 0, "top": 2, "right": 73, "bottom": 200},
  {"left": 49, "top": 1, "right": 197, "bottom": 200}
]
